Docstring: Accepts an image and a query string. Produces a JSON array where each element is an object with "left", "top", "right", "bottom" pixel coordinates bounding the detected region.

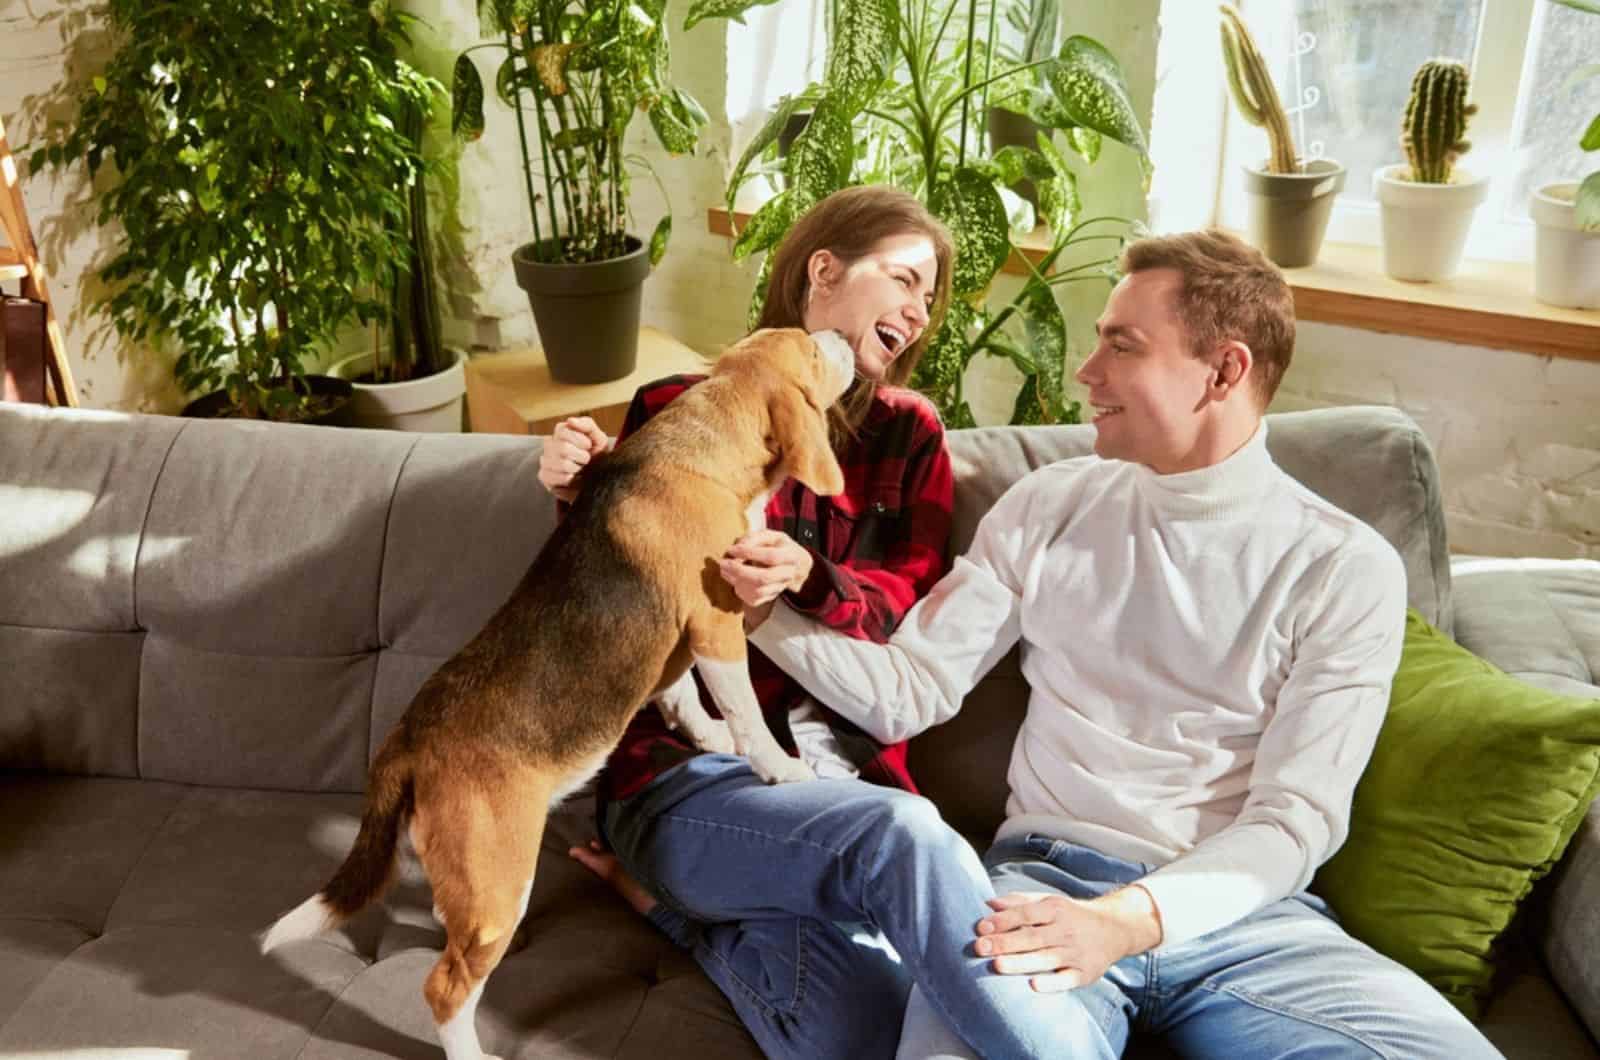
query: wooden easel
[{"left": 0, "top": 112, "right": 77, "bottom": 407}]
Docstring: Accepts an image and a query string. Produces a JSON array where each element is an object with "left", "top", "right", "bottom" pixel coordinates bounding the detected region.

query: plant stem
[
  {"left": 506, "top": 36, "right": 543, "bottom": 250},
  {"left": 958, "top": 0, "right": 977, "bottom": 167}
]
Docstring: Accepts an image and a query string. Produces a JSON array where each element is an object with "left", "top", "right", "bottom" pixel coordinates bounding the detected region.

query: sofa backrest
[
  {"left": 911, "top": 403, "right": 1454, "bottom": 841},
  {"left": 1, "top": 403, "right": 1449, "bottom": 817},
  {"left": 0, "top": 404, "right": 552, "bottom": 792}
]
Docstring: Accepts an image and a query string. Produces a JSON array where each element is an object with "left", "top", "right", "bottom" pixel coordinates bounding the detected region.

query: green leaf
[
  {"left": 649, "top": 214, "right": 672, "bottom": 265},
  {"left": 931, "top": 166, "right": 1010, "bottom": 295},
  {"left": 731, "top": 189, "right": 793, "bottom": 262},
  {"left": 1582, "top": 113, "right": 1600, "bottom": 152},
  {"left": 452, "top": 54, "right": 486, "bottom": 142},
  {"left": 1066, "top": 126, "right": 1101, "bottom": 163},
  {"left": 1578, "top": 170, "right": 1600, "bottom": 231},
  {"left": 495, "top": 54, "right": 525, "bottom": 107},
  {"left": 990, "top": 145, "right": 1055, "bottom": 188},
  {"left": 648, "top": 89, "right": 701, "bottom": 155},
  {"left": 822, "top": 0, "right": 899, "bottom": 115},
  {"left": 1047, "top": 36, "right": 1148, "bottom": 157},
  {"left": 948, "top": 400, "right": 978, "bottom": 430},
  {"left": 323, "top": 112, "right": 334, "bottom": 135},
  {"left": 1010, "top": 373, "right": 1045, "bottom": 425},
  {"left": 910, "top": 297, "right": 975, "bottom": 404},
  {"left": 1549, "top": 0, "right": 1600, "bottom": 13},
  {"left": 1016, "top": 278, "right": 1068, "bottom": 421},
  {"left": 552, "top": 127, "right": 602, "bottom": 150},
  {"left": 684, "top": 0, "right": 782, "bottom": 31},
  {"left": 727, "top": 92, "right": 817, "bottom": 210},
  {"left": 784, "top": 97, "right": 853, "bottom": 204},
  {"left": 93, "top": 75, "right": 107, "bottom": 96}
]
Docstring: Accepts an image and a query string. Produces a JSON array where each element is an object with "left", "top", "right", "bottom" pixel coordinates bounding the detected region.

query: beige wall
[{"left": 5, "top": 0, "right": 1596, "bottom": 557}]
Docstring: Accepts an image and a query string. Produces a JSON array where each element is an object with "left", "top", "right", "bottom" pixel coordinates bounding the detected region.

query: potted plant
[
  {"left": 1219, "top": 3, "right": 1345, "bottom": 268},
  {"left": 697, "top": 0, "right": 1150, "bottom": 429},
  {"left": 36, "top": 0, "right": 437, "bottom": 423},
  {"left": 1374, "top": 59, "right": 1486, "bottom": 282},
  {"left": 1530, "top": 0, "right": 1600, "bottom": 308},
  {"left": 329, "top": 88, "right": 471, "bottom": 432},
  {"left": 986, "top": 0, "right": 1060, "bottom": 211},
  {"left": 452, "top": 0, "right": 709, "bottom": 384}
]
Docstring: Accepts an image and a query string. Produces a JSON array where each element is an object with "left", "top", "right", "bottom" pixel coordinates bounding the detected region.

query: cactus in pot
[
  {"left": 1219, "top": 3, "right": 1298, "bottom": 174},
  {"left": 1401, "top": 60, "right": 1477, "bottom": 183}
]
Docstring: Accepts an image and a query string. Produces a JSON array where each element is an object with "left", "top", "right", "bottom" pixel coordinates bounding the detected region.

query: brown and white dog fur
[{"left": 259, "top": 327, "right": 856, "bottom": 1060}]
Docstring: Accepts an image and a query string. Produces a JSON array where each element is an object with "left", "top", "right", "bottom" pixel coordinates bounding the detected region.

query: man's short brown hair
[{"left": 1119, "top": 229, "right": 1295, "bottom": 407}]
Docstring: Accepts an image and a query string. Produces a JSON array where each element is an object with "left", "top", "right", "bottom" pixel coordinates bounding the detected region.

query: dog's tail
[{"left": 260, "top": 734, "right": 413, "bottom": 953}]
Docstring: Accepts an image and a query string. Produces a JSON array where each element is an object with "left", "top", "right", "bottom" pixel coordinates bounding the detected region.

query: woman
[{"left": 538, "top": 186, "right": 986, "bottom": 1060}]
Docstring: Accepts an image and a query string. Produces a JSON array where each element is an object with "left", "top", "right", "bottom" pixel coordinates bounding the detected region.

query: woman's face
[{"left": 801, "top": 232, "right": 939, "bottom": 383}]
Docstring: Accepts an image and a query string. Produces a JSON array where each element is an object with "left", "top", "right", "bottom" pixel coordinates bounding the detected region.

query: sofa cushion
[{"left": 1312, "top": 610, "right": 1600, "bottom": 1019}]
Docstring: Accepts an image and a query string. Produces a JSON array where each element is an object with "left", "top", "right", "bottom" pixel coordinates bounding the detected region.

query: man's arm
[
  {"left": 748, "top": 471, "right": 1046, "bottom": 743},
  {"left": 1134, "top": 540, "right": 1408, "bottom": 946}
]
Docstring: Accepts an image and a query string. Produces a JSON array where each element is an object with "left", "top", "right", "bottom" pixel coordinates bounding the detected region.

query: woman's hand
[
  {"left": 719, "top": 529, "right": 815, "bottom": 609},
  {"left": 538, "top": 416, "right": 611, "bottom": 502}
]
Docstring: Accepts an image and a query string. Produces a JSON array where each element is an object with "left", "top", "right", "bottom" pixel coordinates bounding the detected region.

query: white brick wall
[{"left": 5, "top": 0, "right": 1596, "bottom": 558}]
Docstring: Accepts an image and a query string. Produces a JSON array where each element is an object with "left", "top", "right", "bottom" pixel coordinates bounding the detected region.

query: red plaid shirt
[{"left": 594, "top": 374, "right": 954, "bottom": 803}]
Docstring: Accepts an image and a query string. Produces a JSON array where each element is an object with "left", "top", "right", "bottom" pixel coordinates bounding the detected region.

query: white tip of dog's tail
[{"left": 259, "top": 894, "right": 339, "bottom": 954}]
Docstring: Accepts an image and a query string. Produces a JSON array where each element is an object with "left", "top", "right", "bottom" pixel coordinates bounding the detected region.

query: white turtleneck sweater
[{"left": 750, "top": 422, "right": 1407, "bottom": 946}]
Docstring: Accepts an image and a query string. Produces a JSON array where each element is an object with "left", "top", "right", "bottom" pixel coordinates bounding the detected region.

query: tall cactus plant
[
  {"left": 1401, "top": 59, "right": 1476, "bottom": 184},
  {"left": 1219, "top": 4, "right": 1298, "bottom": 174}
]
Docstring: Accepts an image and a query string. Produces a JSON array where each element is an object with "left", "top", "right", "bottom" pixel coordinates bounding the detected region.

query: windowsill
[{"left": 707, "top": 203, "right": 1599, "bottom": 363}]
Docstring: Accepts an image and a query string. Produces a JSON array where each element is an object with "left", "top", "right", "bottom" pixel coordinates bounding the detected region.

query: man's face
[{"left": 1075, "top": 268, "right": 1221, "bottom": 474}]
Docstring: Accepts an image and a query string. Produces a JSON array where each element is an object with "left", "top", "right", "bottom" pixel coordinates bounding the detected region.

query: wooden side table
[{"left": 465, "top": 326, "right": 711, "bottom": 436}]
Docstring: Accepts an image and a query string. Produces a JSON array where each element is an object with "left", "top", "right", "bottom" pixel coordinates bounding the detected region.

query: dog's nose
[{"left": 808, "top": 329, "right": 854, "bottom": 399}]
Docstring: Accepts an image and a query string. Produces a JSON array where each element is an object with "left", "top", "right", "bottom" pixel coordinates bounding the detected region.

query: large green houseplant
[
  {"left": 36, "top": 0, "right": 437, "bottom": 422},
  {"left": 452, "top": 0, "right": 709, "bottom": 383},
  {"left": 692, "top": 0, "right": 1150, "bottom": 427}
]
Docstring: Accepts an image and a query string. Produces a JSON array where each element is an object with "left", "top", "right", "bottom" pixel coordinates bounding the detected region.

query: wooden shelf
[
  {"left": 465, "top": 326, "right": 710, "bottom": 436},
  {"left": 1280, "top": 240, "right": 1599, "bottom": 363},
  {"left": 0, "top": 246, "right": 29, "bottom": 281},
  {"left": 706, "top": 198, "right": 1599, "bottom": 362}
]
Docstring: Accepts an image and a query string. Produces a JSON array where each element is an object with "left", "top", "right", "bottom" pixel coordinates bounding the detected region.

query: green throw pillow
[{"left": 1312, "top": 608, "right": 1600, "bottom": 1020}]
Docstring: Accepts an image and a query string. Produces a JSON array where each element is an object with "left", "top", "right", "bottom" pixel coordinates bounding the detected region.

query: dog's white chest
[{"left": 745, "top": 489, "right": 773, "bottom": 535}]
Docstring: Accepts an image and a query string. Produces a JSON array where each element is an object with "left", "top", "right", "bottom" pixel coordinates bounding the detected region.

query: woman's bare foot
[{"left": 568, "top": 838, "right": 659, "bottom": 917}]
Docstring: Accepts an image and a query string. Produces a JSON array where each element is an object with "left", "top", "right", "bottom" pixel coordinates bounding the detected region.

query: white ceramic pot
[
  {"left": 328, "top": 347, "right": 468, "bottom": 432},
  {"left": 1530, "top": 182, "right": 1600, "bottom": 310},
  {"left": 1373, "top": 164, "right": 1489, "bottom": 282}
]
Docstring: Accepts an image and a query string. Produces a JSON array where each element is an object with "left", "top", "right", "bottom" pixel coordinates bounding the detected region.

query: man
[{"left": 737, "top": 230, "right": 1502, "bottom": 1058}]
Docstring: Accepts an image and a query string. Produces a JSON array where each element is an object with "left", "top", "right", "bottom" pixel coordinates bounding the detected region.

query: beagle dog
[{"left": 261, "top": 327, "right": 856, "bottom": 1060}]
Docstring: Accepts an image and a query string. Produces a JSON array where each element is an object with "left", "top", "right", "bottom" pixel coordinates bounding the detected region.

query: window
[
  {"left": 724, "top": 3, "right": 827, "bottom": 168},
  {"left": 1194, "top": 0, "right": 1600, "bottom": 263}
]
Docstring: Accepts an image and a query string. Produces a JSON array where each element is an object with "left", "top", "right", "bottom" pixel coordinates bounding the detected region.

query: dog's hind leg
[
  {"left": 689, "top": 611, "right": 815, "bottom": 784},
  {"left": 652, "top": 667, "right": 735, "bottom": 755},
  {"left": 417, "top": 775, "right": 548, "bottom": 1060}
]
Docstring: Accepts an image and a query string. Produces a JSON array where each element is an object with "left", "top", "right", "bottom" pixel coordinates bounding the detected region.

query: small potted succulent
[
  {"left": 1530, "top": 0, "right": 1600, "bottom": 308},
  {"left": 1374, "top": 59, "right": 1486, "bottom": 282},
  {"left": 1219, "top": 3, "right": 1345, "bottom": 268}
]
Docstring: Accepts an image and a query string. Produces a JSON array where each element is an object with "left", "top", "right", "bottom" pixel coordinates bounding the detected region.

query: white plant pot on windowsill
[
  {"left": 328, "top": 347, "right": 468, "bottom": 432},
  {"left": 1530, "top": 182, "right": 1600, "bottom": 310},
  {"left": 1373, "top": 164, "right": 1489, "bottom": 282}
]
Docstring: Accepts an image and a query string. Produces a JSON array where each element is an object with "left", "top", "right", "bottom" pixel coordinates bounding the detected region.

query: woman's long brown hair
[{"left": 754, "top": 186, "right": 955, "bottom": 447}]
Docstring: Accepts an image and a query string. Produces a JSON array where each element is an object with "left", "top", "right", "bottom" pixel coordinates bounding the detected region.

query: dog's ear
[{"left": 770, "top": 386, "right": 844, "bottom": 496}]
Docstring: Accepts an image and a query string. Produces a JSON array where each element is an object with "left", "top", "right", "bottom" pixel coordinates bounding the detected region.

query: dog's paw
[
  {"left": 693, "top": 722, "right": 737, "bottom": 756},
  {"left": 752, "top": 754, "right": 817, "bottom": 785}
]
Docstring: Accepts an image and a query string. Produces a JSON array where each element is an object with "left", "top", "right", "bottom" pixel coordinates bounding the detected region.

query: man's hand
[
  {"left": 719, "top": 530, "right": 815, "bottom": 608},
  {"left": 974, "top": 884, "right": 1163, "bottom": 992}
]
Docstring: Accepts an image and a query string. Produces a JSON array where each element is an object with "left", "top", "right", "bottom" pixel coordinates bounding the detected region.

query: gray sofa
[{"left": 2, "top": 400, "right": 1596, "bottom": 1059}]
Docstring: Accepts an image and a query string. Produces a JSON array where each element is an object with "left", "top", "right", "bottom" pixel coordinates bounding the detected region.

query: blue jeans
[
  {"left": 897, "top": 834, "right": 1505, "bottom": 1060},
  {"left": 601, "top": 754, "right": 1088, "bottom": 1060}
]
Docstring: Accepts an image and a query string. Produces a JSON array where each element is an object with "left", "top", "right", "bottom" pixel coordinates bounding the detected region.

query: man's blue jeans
[{"left": 897, "top": 834, "right": 1504, "bottom": 1060}]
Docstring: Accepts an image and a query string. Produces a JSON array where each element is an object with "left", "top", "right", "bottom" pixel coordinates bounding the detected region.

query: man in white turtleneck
[{"left": 740, "top": 231, "right": 1502, "bottom": 1059}]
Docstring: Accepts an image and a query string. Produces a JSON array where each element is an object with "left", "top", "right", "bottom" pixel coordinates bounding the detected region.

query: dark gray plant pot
[
  {"left": 1242, "top": 159, "right": 1347, "bottom": 268},
  {"left": 777, "top": 110, "right": 812, "bottom": 157},
  {"left": 512, "top": 236, "right": 651, "bottom": 385},
  {"left": 987, "top": 107, "right": 1043, "bottom": 209}
]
